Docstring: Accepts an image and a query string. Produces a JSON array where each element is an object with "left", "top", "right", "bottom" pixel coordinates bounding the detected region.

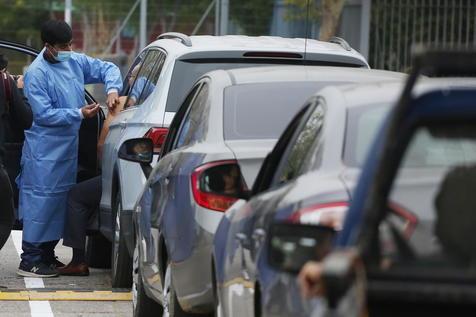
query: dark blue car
[{"left": 314, "top": 51, "right": 476, "bottom": 317}]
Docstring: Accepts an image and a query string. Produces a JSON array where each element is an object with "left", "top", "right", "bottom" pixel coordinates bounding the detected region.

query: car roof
[
  {"left": 208, "top": 66, "right": 405, "bottom": 86},
  {"left": 147, "top": 35, "right": 368, "bottom": 66},
  {"left": 317, "top": 77, "right": 476, "bottom": 110}
]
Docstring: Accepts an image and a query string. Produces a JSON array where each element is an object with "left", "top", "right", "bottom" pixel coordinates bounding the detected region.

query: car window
[
  {"left": 122, "top": 50, "right": 146, "bottom": 96},
  {"left": 375, "top": 123, "right": 476, "bottom": 276},
  {"left": 251, "top": 103, "right": 315, "bottom": 195},
  {"left": 271, "top": 100, "right": 326, "bottom": 186},
  {"left": 165, "top": 60, "right": 276, "bottom": 113},
  {"left": 160, "top": 83, "right": 202, "bottom": 157},
  {"left": 174, "top": 83, "right": 210, "bottom": 149},
  {"left": 223, "top": 82, "right": 329, "bottom": 140},
  {"left": 0, "top": 46, "right": 33, "bottom": 74},
  {"left": 125, "top": 50, "right": 163, "bottom": 109},
  {"left": 344, "top": 103, "right": 391, "bottom": 167}
]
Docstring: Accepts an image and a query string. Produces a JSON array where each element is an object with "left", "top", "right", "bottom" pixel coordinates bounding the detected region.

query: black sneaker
[
  {"left": 17, "top": 261, "right": 59, "bottom": 278},
  {"left": 45, "top": 257, "right": 65, "bottom": 270}
]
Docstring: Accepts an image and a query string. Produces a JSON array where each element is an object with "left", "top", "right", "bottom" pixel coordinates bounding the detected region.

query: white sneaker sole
[{"left": 16, "top": 269, "right": 58, "bottom": 278}]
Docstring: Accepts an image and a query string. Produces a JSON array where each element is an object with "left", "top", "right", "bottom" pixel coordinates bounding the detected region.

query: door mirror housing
[
  {"left": 118, "top": 138, "right": 153, "bottom": 164},
  {"left": 267, "top": 222, "right": 336, "bottom": 274}
]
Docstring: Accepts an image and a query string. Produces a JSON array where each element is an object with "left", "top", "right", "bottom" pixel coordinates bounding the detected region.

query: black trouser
[
  {"left": 0, "top": 164, "right": 14, "bottom": 251},
  {"left": 63, "top": 176, "right": 102, "bottom": 250}
]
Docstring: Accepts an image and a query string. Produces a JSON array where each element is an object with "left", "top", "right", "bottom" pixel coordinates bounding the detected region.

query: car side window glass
[
  {"left": 272, "top": 101, "right": 326, "bottom": 186},
  {"left": 174, "top": 83, "right": 210, "bottom": 149},
  {"left": 135, "top": 51, "right": 165, "bottom": 105},
  {"left": 161, "top": 84, "right": 202, "bottom": 156},
  {"left": 375, "top": 123, "right": 476, "bottom": 275},
  {"left": 124, "top": 50, "right": 162, "bottom": 109},
  {"left": 122, "top": 51, "right": 146, "bottom": 97}
]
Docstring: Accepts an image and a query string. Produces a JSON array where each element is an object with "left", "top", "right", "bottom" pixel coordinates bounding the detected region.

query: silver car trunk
[{"left": 224, "top": 139, "right": 277, "bottom": 188}]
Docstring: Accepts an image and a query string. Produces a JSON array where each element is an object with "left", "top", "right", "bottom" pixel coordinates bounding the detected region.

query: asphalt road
[{"left": 0, "top": 230, "right": 132, "bottom": 317}]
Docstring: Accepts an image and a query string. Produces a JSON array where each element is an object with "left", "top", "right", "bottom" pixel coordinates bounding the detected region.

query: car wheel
[
  {"left": 111, "top": 190, "right": 133, "bottom": 288},
  {"left": 85, "top": 233, "right": 111, "bottom": 269},
  {"left": 133, "top": 238, "right": 163, "bottom": 317}
]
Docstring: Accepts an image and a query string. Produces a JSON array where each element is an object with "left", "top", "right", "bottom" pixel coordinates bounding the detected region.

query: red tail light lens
[
  {"left": 288, "top": 202, "right": 349, "bottom": 230},
  {"left": 144, "top": 128, "right": 168, "bottom": 154},
  {"left": 387, "top": 202, "right": 418, "bottom": 238},
  {"left": 191, "top": 160, "right": 248, "bottom": 212}
]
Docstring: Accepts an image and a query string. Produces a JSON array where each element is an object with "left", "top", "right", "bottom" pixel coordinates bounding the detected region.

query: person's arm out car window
[{"left": 77, "top": 54, "right": 122, "bottom": 110}]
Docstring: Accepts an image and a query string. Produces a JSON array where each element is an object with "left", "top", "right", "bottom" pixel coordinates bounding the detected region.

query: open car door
[{"left": 0, "top": 40, "right": 104, "bottom": 232}]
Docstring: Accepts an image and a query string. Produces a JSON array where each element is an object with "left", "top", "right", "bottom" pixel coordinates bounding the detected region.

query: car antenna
[{"left": 304, "top": 0, "right": 311, "bottom": 63}]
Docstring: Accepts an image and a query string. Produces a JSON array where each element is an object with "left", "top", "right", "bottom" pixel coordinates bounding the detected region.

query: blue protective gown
[{"left": 17, "top": 49, "right": 122, "bottom": 243}]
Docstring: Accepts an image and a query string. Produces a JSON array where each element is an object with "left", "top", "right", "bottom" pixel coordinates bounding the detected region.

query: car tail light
[
  {"left": 387, "top": 202, "right": 418, "bottom": 238},
  {"left": 191, "top": 160, "right": 248, "bottom": 212},
  {"left": 288, "top": 202, "right": 349, "bottom": 230},
  {"left": 243, "top": 51, "right": 303, "bottom": 59},
  {"left": 144, "top": 128, "right": 168, "bottom": 154}
]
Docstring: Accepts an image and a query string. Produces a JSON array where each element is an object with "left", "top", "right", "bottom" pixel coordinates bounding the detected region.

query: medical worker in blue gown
[{"left": 16, "top": 20, "right": 122, "bottom": 278}]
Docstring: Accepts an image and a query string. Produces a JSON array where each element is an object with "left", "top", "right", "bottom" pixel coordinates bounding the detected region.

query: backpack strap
[{"left": 1, "top": 72, "right": 12, "bottom": 114}]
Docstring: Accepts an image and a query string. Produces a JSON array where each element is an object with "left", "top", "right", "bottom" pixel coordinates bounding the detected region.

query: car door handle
[
  {"left": 235, "top": 232, "right": 248, "bottom": 245},
  {"left": 252, "top": 228, "right": 265, "bottom": 241},
  {"left": 252, "top": 228, "right": 266, "bottom": 249},
  {"left": 119, "top": 120, "right": 127, "bottom": 129}
]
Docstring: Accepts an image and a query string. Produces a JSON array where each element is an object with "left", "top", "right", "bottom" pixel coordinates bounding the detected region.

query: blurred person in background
[
  {"left": 16, "top": 20, "right": 122, "bottom": 278},
  {"left": 0, "top": 53, "right": 32, "bottom": 253}
]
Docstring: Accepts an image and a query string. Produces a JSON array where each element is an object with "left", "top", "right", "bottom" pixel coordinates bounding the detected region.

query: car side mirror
[
  {"left": 119, "top": 138, "right": 153, "bottom": 163},
  {"left": 267, "top": 222, "right": 336, "bottom": 274},
  {"left": 321, "top": 248, "right": 362, "bottom": 309},
  {"left": 118, "top": 138, "right": 153, "bottom": 178}
]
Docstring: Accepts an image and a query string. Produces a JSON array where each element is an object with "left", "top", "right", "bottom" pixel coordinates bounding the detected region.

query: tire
[
  {"left": 85, "top": 233, "right": 111, "bottom": 269},
  {"left": 133, "top": 239, "right": 163, "bottom": 317},
  {"left": 111, "top": 191, "right": 133, "bottom": 288}
]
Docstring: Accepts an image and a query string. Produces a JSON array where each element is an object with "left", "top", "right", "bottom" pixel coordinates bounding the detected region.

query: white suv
[{"left": 95, "top": 32, "right": 369, "bottom": 288}]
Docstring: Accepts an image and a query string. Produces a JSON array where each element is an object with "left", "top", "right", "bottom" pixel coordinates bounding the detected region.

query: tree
[
  {"left": 283, "top": 0, "right": 345, "bottom": 40},
  {"left": 230, "top": 0, "right": 275, "bottom": 35}
]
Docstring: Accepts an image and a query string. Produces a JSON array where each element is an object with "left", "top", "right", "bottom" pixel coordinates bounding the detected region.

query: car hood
[{"left": 225, "top": 139, "right": 277, "bottom": 188}]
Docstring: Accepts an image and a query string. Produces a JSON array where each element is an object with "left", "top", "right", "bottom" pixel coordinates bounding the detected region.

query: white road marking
[
  {"left": 29, "top": 302, "right": 54, "bottom": 317},
  {"left": 11, "top": 230, "right": 23, "bottom": 256},
  {"left": 24, "top": 277, "right": 45, "bottom": 289},
  {"left": 11, "top": 231, "right": 55, "bottom": 317}
]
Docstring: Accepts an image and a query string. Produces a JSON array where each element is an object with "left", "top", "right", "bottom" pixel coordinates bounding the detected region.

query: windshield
[
  {"left": 166, "top": 60, "right": 279, "bottom": 112},
  {"left": 345, "top": 104, "right": 476, "bottom": 168},
  {"left": 344, "top": 104, "right": 391, "bottom": 167},
  {"left": 223, "top": 82, "right": 331, "bottom": 140}
]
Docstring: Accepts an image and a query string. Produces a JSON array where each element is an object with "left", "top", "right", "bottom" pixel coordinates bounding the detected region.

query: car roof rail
[
  {"left": 156, "top": 32, "right": 192, "bottom": 47},
  {"left": 329, "top": 37, "right": 351, "bottom": 51}
]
